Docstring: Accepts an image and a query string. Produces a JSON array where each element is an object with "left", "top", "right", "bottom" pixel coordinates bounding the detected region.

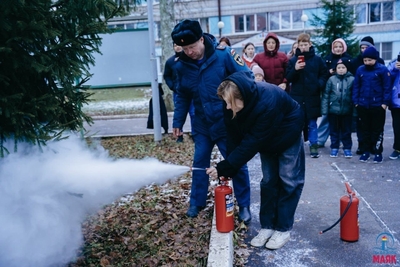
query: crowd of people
[{"left": 160, "top": 19, "right": 399, "bottom": 251}]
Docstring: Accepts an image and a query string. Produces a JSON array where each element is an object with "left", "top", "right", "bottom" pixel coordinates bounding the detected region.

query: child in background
[
  {"left": 321, "top": 59, "right": 354, "bottom": 158},
  {"left": 286, "top": 33, "right": 329, "bottom": 158},
  {"left": 242, "top": 42, "right": 256, "bottom": 68},
  {"left": 352, "top": 46, "right": 391, "bottom": 163},
  {"left": 252, "top": 65, "right": 265, "bottom": 82}
]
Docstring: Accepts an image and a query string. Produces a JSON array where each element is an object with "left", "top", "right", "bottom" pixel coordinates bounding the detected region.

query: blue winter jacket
[
  {"left": 352, "top": 62, "right": 391, "bottom": 108},
  {"left": 222, "top": 71, "right": 304, "bottom": 169},
  {"left": 388, "top": 58, "right": 400, "bottom": 109},
  {"left": 173, "top": 33, "right": 251, "bottom": 140}
]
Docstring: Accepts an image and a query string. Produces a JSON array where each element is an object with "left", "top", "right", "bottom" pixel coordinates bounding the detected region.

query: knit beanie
[
  {"left": 171, "top": 20, "right": 203, "bottom": 46},
  {"left": 360, "top": 36, "right": 374, "bottom": 47},
  {"left": 362, "top": 46, "right": 379, "bottom": 59},
  {"left": 332, "top": 38, "right": 347, "bottom": 54},
  {"left": 252, "top": 65, "right": 264, "bottom": 77},
  {"left": 336, "top": 58, "right": 350, "bottom": 71}
]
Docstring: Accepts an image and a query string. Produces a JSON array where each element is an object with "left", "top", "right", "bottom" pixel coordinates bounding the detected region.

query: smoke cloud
[{"left": 0, "top": 136, "right": 188, "bottom": 267}]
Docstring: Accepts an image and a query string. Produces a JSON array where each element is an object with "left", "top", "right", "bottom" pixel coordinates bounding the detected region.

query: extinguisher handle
[
  {"left": 218, "top": 176, "right": 230, "bottom": 184},
  {"left": 345, "top": 182, "right": 354, "bottom": 195}
]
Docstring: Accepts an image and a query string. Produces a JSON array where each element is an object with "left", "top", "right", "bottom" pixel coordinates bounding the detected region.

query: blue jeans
[
  {"left": 308, "top": 119, "right": 318, "bottom": 145},
  {"left": 259, "top": 135, "right": 305, "bottom": 231},
  {"left": 317, "top": 115, "right": 330, "bottom": 146},
  {"left": 191, "top": 132, "right": 250, "bottom": 207}
]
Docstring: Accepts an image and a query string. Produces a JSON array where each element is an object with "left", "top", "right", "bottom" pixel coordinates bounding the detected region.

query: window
[
  {"left": 268, "top": 10, "right": 303, "bottom": 31},
  {"left": 354, "top": 4, "right": 367, "bottom": 24},
  {"left": 370, "top": 2, "right": 394, "bottom": 23},
  {"left": 379, "top": 42, "right": 393, "bottom": 60},
  {"left": 257, "top": 13, "right": 267, "bottom": 32},
  {"left": 234, "top": 14, "right": 261, "bottom": 33},
  {"left": 235, "top": 15, "right": 245, "bottom": 32}
]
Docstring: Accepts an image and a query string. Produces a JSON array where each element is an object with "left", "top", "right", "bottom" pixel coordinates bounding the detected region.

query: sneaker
[
  {"left": 250, "top": 229, "right": 275, "bottom": 247},
  {"left": 176, "top": 135, "right": 184, "bottom": 143},
  {"left": 389, "top": 150, "right": 400, "bottom": 160},
  {"left": 330, "top": 149, "right": 339, "bottom": 158},
  {"left": 344, "top": 149, "right": 352, "bottom": 158},
  {"left": 310, "top": 144, "right": 320, "bottom": 158},
  {"left": 359, "top": 153, "right": 370, "bottom": 162},
  {"left": 373, "top": 154, "right": 383, "bottom": 163},
  {"left": 186, "top": 205, "right": 204, "bottom": 218},
  {"left": 265, "top": 230, "right": 291, "bottom": 250}
]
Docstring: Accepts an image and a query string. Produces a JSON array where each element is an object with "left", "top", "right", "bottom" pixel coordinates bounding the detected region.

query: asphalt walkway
[{"left": 84, "top": 112, "right": 400, "bottom": 267}]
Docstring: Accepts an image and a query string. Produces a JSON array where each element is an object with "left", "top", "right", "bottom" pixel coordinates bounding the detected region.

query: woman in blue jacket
[{"left": 207, "top": 71, "right": 305, "bottom": 250}]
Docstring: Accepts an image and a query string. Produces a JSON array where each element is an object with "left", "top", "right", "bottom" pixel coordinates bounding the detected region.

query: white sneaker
[
  {"left": 265, "top": 230, "right": 290, "bottom": 250},
  {"left": 250, "top": 229, "right": 275, "bottom": 247}
]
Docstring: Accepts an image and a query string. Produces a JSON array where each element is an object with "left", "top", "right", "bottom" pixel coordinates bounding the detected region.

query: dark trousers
[
  {"left": 328, "top": 113, "right": 353, "bottom": 150},
  {"left": 391, "top": 108, "right": 400, "bottom": 151},
  {"left": 357, "top": 106, "right": 386, "bottom": 154},
  {"left": 259, "top": 135, "right": 305, "bottom": 232}
]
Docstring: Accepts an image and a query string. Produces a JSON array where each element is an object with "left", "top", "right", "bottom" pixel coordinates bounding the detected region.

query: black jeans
[
  {"left": 328, "top": 113, "right": 353, "bottom": 150},
  {"left": 357, "top": 106, "right": 386, "bottom": 154}
]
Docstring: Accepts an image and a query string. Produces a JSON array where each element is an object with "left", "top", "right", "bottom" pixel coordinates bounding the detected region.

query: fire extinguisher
[
  {"left": 320, "top": 182, "right": 359, "bottom": 242},
  {"left": 215, "top": 176, "right": 234, "bottom": 233}
]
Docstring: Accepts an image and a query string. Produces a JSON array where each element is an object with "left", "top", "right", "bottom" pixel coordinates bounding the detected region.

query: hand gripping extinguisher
[
  {"left": 215, "top": 176, "right": 234, "bottom": 233},
  {"left": 319, "top": 182, "right": 359, "bottom": 242}
]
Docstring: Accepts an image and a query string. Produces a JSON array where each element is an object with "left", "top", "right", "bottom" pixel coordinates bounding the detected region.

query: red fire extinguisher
[
  {"left": 319, "top": 182, "right": 359, "bottom": 242},
  {"left": 215, "top": 177, "right": 234, "bottom": 233},
  {"left": 340, "top": 182, "right": 359, "bottom": 242}
]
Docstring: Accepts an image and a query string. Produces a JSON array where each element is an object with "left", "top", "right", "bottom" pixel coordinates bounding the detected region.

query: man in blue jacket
[{"left": 171, "top": 19, "right": 252, "bottom": 223}]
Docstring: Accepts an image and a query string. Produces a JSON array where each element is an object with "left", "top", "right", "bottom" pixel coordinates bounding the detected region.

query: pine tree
[
  {"left": 310, "top": 0, "right": 358, "bottom": 58},
  {"left": 0, "top": 0, "right": 138, "bottom": 156}
]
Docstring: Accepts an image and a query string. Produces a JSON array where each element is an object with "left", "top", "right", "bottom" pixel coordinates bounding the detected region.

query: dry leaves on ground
[{"left": 68, "top": 134, "right": 250, "bottom": 267}]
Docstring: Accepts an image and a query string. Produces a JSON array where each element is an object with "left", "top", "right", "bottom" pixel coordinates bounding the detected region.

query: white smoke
[{"left": 0, "top": 135, "right": 189, "bottom": 267}]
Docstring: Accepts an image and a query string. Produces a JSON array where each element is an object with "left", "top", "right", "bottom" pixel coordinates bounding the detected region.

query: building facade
[{"left": 109, "top": 0, "right": 400, "bottom": 61}]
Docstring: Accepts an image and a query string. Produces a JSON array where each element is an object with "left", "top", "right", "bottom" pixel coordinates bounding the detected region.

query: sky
[{"left": 0, "top": 135, "right": 188, "bottom": 267}]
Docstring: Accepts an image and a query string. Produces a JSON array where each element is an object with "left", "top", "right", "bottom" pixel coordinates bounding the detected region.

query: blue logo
[{"left": 372, "top": 232, "right": 397, "bottom": 264}]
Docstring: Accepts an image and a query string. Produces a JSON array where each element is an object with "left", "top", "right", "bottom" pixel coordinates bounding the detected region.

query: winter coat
[
  {"left": 173, "top": 33, "right": 251, "bottom": 141},
  {"left": 286, "top": 46, "right": 329, "bottom": 119},
  {"left": 253, "top": 32, "right": 288, "bottom": 86},
  {"left": 321, "top": 72, "right": 354, "bottom": 115},
  {"left": 352, "top": 62, "right": 391, "bottom": 108},
  {"left": 163, "top": 52, "right": 181, "bottom": 92},
  {"left": 221, "top": 71, "right": 304, "bottom": 169},
  {"left": 388, "top": 58, "right": 400, "bottom": 109}
]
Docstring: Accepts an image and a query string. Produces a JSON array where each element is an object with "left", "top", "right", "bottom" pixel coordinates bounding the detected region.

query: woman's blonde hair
[{"left": 217, "top": 80, "right": 243, "bottom": 118}]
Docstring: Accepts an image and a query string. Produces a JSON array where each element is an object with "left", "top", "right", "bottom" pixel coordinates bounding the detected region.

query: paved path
[{"left": 85, "top": 111, "right": 400, "bottom": 267}]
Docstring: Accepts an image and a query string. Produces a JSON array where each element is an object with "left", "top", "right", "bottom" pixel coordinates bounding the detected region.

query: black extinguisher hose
[{"left": 319, "top": 194, "right": 352, "bottom": 234}]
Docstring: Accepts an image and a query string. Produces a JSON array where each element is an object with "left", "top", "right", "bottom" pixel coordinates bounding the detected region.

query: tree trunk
[{"left": 160, "top": 0, "right": 175, "bottom": 112}]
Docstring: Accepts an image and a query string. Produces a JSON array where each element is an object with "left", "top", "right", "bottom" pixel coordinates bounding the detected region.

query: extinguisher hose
[{"left": 319, "top": 194, "right": 352, "bottom": 234}]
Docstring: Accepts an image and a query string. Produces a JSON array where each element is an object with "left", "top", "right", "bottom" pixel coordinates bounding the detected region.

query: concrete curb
[{"left": 207, "top": 207, "right": 234, "bottom": 267}]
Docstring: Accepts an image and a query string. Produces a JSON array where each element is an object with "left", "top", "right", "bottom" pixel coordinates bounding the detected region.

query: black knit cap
[
  {"left": 362, "top": 46, "right": 379, "bottom": 59},
  {"left": 336, "top": 58, "right": 351, "bottom": 71},
  {"left": 171, "top": 20, "right": 203, "bottom": 46},
  {"left": 360, "top": 36, "right": 374, "bottom": 47}
]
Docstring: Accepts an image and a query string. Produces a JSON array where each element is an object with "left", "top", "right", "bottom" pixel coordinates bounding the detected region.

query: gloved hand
[{"left": 216, "top": 160, "right": 238, "bottom": 179}]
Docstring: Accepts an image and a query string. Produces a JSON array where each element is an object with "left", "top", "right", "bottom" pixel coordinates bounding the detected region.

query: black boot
[{"left": 238, "top": 206, "right": 251, "bottom": 225}]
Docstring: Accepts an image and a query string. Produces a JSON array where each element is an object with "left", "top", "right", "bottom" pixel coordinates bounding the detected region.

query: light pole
[
  {"left": 217, "top": 21, "right": 225, "bottom": 37},
  {"left": 301, "top": 14, "right": 308, "bottom": 33}
]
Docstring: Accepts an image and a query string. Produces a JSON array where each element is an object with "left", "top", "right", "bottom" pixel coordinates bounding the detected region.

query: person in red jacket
[{"left": 253, "top": 32, "right": 288, "bottom": 91}]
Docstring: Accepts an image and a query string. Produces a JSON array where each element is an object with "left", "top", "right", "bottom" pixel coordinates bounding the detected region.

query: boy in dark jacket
[
  {"left": 286, "top": 33, "right": 328, "bottom": 158},
  {"left": 352, "top": 46, "right": 391, "bottom": 163},
  {"left": 321, "top": 59, "right": 354, "bottom": 158}
]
